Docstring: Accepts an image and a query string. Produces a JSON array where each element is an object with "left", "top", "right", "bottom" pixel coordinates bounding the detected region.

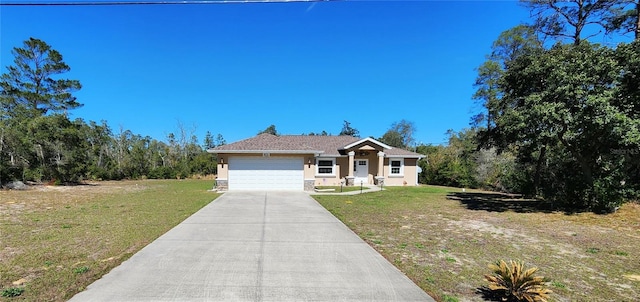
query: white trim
[
  {"left": 316, "top": 158, "right": 336, "bottom": 176},
  {"left": 389, "top": 158, "right": 404, "bottom": 176},
  {"left": 342, "top": 137, "right": 392, "bottom": 150}
]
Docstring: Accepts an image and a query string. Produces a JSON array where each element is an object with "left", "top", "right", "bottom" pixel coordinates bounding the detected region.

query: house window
[
  {"left": 390, "top": 158, "right": 404, "bottom": 176},
  {"left": 316, "top": 158, "right": 336, "bottom": 175}
]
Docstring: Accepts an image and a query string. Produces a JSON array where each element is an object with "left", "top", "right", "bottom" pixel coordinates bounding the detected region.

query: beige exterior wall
[
  {"left": 383, "top": 158, "right": 419, "bottom": 186},
  {"left": 217, "top": 151, "right": 421, "bottom": 188},
  {"left": 303, "top": 155, "right": 315, "bottom": 179},
  {"left": 314, "top": 157, "right": 345, "bottom": 186},
  {"left": 314, "top": 154, "right": 386, "bottom": 186},
  {"left": 350, "top": 141, "right": 384, "bottom": 152},
  {"left": 217, "top": 158, "right": 229, "bottom": 180}
]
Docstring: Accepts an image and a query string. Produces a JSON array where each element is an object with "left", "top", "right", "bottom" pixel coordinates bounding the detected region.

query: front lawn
[
  {"left": 0, "top": 180, "right": 219, "bottom": 301},
  {"left": 314, "top": 186, "right": 640, "bottom": 301}
]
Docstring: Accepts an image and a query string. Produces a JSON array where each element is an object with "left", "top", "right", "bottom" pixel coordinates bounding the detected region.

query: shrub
[
  {"left": 483, "top": 260, "right": 552, "bottom": 302},
  {"left": 1, "top": 287, "right": 25, "bottom": 297}
]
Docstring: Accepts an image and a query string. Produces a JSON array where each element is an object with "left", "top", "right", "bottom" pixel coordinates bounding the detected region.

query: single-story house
[{"left": 207, "top": 133, "right": 425, "bottom": 191}]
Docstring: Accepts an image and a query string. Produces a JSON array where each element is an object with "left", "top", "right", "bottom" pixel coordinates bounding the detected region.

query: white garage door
[{"left": 228, "top": 157, "right": 304, "bottom": 191}]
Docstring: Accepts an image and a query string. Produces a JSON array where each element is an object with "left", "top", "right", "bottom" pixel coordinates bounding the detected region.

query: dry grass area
[
  {"left": 1, "top": 182, "right": 145, "bottom": 220},
  {"left": 314, "top": 186, "right": 640, "bottom": 302},
  {"left": 0, "top": 180, "right": 218, "bottom": 301}
]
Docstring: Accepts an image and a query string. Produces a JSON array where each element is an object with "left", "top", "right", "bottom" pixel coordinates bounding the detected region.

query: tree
[
  {"left": 416, "top": 129, "right": 479, "bottom": 188},
  {"left": 0, "top": 37, "right": 82, "bottom": 117},
  {"left": 258, "top": 124, "right": 278, "bottom": 136},
  {"left": 0, "top": 115, "right": 30, "bottom": 183},
  {"left": 83, "top": 120, "right": 116, "bottom": 180},
  {"left": 0, "top": 38, "right": 84, "bottom": 183},
  {"left": 379, "top": 120, "right": 417, "bottom": 149},
  {"left": 472, "top": 25, "right": 542, "bottom": 146},
  {"left": 473, "top": 25, "right": 548, "bottom": 193},
  {"left": 522, "top": 0, "right": 619, "bottom": 45},
  {"left": 392, "top": 119, "right": 416, "bottom": 148},
  {"left": 339, "top": 120, "right": 359, "bottom": 137},
  {"left": 304, "top": 130, "right": 329, "bottom": 136},
  {"left": 605, "top": 0, "right": 640, "bottom": 40},
  {"left": 215, "top": 133, "right": 226, "bottom": 146},
  {"left": 379, "top": 130, "right": 405, "bottom": 148},
  {"left": 203, "top": 131, "right": 215, "bottom": 150},
  {"left": 496, "top": 41, "right": 638, "bottom": 211},
  {"left": 613, "top": 40, "right": 640, "bottom": 197},
  {"left": 27, "top": 114, "right": 88, "bottom": 183}
]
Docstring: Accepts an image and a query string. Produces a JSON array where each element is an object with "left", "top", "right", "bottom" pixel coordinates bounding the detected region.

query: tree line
[{"left": 0, "top": 38, "right": 222, "bottom": 184}]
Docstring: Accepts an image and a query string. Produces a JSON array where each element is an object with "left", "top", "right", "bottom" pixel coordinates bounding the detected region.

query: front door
[{"left": 354, "top": 159, "right": 369, "bottom": 184}]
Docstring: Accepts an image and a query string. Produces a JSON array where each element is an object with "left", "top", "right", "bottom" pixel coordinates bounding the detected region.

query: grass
[
  {"left": 441, "top": 294, "right": 459, "bottom": 302},
  {"left": 314, "top": 186, "right": 640, "bottom": 302},
  {"left": 0, "top": 179, "right": 218, "bottom": 302},
  {"left": 586, "top": 247, "right": 601, "bottom": 254},
  {"left": 552, "top": 281, "right": 566, "bottom": 289},
  {"left": 72, "top": 266, "right": 90, "bottom": 275}
]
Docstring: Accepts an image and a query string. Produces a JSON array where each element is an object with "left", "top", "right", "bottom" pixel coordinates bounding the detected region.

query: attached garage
[{"left": 227, "top": 156, "right": 304, "bottom": 191}]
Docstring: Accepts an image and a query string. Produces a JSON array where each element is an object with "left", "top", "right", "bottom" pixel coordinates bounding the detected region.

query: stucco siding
[
  {"left": 314, "top": 157, "right": 345, "bottom": 186},
  {"left": 303, "top": 155, "right": 315, "bottom": 179},
  {"left": 383, "top": 158, "right": 419, "bottom": 186},
  {"left": 337, "top": 157, "right": 348, "bottom": 179},
  {"left": 217, "top": 162, "right": 228, "bottom": 179}
]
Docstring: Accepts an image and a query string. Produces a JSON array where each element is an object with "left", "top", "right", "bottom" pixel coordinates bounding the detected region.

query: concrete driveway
[{"left": 69, "top": 192, "right": 434, "bottom": 302}]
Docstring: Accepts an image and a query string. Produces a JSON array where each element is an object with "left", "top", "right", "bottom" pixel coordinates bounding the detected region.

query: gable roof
[
  {"left": 341, "top": 137, "right": 392, "bottom": 150},
  {"left": 208, "top": 133, "right": 424, "bottom": 158}
]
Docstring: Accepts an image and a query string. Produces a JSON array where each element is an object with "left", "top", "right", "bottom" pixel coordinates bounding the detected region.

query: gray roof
[{"left": 208, "top": 134, "right": 424, "bottom": 158}]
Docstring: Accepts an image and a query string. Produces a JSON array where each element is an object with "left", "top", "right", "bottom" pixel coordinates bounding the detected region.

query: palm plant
[{"left": 483, "top": 260, "right": 552, "bottom": 302}]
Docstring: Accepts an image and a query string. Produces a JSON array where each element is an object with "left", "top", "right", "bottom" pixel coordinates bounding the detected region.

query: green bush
[
  {"left": 1, "top": 287, "right": 25, "bottom": 297},
  {"left": 148, "top": 166, "right": 177, "bottom": 179}
]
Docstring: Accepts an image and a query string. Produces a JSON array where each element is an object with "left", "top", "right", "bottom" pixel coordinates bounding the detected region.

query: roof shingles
[{"left": 209, "top": 133, "right": 423, "bottom": 158}]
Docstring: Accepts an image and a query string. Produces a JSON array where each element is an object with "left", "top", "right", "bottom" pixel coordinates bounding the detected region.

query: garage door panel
[{"left": 228, "top": 157, "right": 303, "bottom": 191}]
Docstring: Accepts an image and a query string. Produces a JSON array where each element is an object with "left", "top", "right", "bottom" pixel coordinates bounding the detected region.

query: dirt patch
[{"left": 624, "top": 274, "right": 640, "bottom": 281}]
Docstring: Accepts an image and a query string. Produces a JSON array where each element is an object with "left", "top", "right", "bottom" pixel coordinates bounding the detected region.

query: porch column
[
  {"left": 375, "top": 151, "right": 385, "bottom": 186},
  {"left": 377, "top": 151, "right": 385, "bottom": 176},
  {"left": 346, "top": 151, "right": 355, "bottom": 186}
]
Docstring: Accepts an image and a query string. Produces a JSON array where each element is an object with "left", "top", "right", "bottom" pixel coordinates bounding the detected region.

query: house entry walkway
[{"left": 69, "top": 192, "right": 434, "bottom": 302}]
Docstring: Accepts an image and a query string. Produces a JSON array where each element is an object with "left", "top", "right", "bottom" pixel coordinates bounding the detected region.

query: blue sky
[{"left": 1, "top": 0, "right": 533, "bottom": 146}]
